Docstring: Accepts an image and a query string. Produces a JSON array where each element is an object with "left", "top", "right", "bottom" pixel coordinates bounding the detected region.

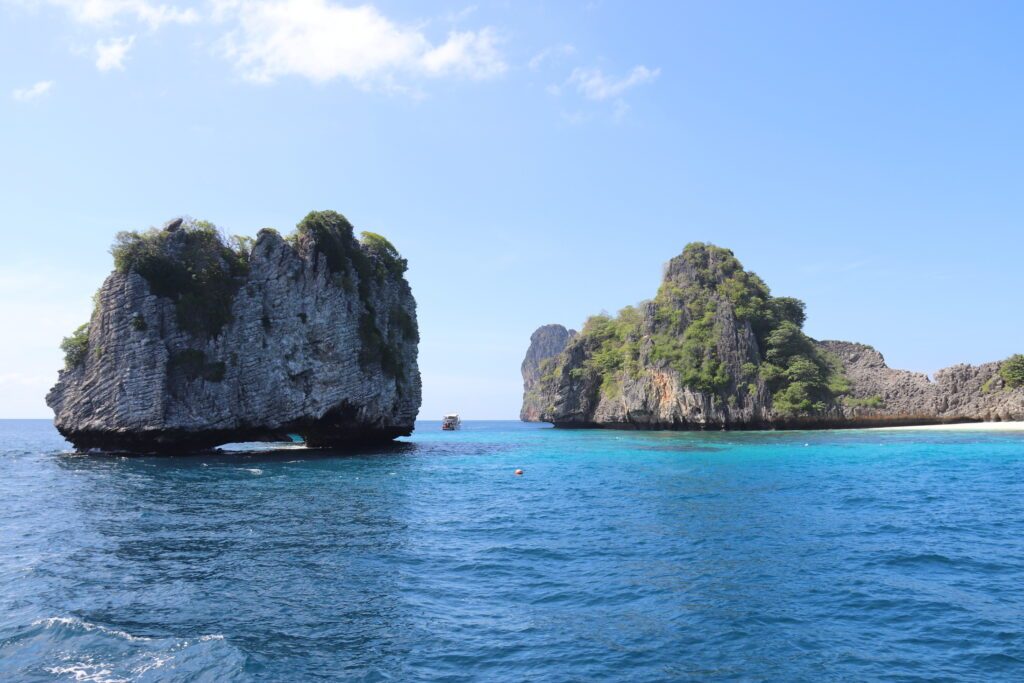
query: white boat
[{"left": 441, "top": 413, "right": 461, "bottom": 431}]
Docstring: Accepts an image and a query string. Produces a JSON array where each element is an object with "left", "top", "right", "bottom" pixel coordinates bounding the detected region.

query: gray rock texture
[
  {"left": 520, "top": 324, "right": 576, "bottom": 421},
  {"left": 48, "top": 214, "right": 421, "bottom": 452},
  {"left": 793, "top": 341, "right": 1023, "bottom": 427},
  {"left": 522, "top": 246, "right": 1023, "bottom": 430}
]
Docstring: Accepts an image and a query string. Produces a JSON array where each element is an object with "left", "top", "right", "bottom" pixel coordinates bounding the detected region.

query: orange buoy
[{"left": 514, "top": 469, "right": 524, "bottom": 476}]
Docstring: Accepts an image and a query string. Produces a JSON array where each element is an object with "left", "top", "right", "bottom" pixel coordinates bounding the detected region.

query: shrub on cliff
[
  {"left": 60, "top": 324, "right": 89, "bottom": 370},
  {"left": 1000, "top": 354, "right": 1024, "bottom": 389},
  {"left": 294, "top": 213, "right": 407, "bottom": 283},
  {"left": 568, "top": 242, "right": 847, "bottom": 414},
  {"left": 294, "top": 210, "right": 360, "bottom": 276},
  {"left": 360, "top": 231, "right": 408, "bottom": 277},
  {"left": 759, "top": 321, "right": 837, "bottom": 415},
  {"left": 577, "top": 309, "right": 645, "bottom": 396},
  {"left": 111, "top": 219, "right": 249, "bottom": 337}
]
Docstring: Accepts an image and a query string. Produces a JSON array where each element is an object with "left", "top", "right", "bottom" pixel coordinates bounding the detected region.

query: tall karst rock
[
  {"left": 48, "top": 211, "right": 422, "bottom": 452},
  {"left": 521, "top": 324, "right": 577, "bottom": 421},
  {"left": 521, "top": 243, "right": 1024, "bottom": 429}
]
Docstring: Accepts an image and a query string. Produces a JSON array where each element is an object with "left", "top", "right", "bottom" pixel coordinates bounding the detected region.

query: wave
[
  {"left": 32, "top": 616, "right": 152, "bottom": 643},
  {"left": 1, "top": 615, "right": 245, "bottom": 682}
]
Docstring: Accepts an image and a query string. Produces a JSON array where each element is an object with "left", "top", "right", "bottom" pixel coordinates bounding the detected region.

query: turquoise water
[{"left": 1, "top": 419, "right": 1023, "bottom": 681}]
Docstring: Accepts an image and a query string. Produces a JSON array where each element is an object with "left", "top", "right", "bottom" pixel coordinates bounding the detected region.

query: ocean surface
[{"left": 1, "top": 420, "right": 1023, "bottom": 682}]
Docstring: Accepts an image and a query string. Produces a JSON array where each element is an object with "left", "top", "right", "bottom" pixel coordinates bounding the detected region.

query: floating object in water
[
  {"left": 514, "top": 469, "right": 524, "bottom": 476},
  {"left": 442, "top": 413, "right": 461, "bottom": 430}
]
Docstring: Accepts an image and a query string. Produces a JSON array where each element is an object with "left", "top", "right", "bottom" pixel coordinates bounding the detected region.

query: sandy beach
[{"left": 872, "top": 422, "right": 1024, "bottom": 432}]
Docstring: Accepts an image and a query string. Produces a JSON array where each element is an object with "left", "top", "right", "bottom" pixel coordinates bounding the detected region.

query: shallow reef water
[{"left": 1, "top": 419, "right": 1023, "bottom": 681}]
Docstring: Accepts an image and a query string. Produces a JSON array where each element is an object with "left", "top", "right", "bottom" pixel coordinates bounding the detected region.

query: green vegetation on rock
[
  {"left": 360, "top": 231, "right": 408, "bottom": 277},
  {"left": 843, "top": 395, "right": 886, "bottom": 409},
  {"left": 109, "top": 211, "right": 413, "bottom": 379},
  {"left": 111, "top": 219, "right": 249, "bottom": 337},
  {"left": 60, "top": 324, "right": 90, "bottom": 370},
  {"left": 999, "top": 354, "right": 1024, "bottom": 389},
  {"left": 295, "top": 213, "right": 407, "bottom": 284},
  {"left": 294, "top": 211, "right": 360, "bottom": 276},
  {"left": 758, "top": 321, "right": 847, "bottom": 416},
  {"left": 565, "top": 242, "right": 848, "bottom": 415}
]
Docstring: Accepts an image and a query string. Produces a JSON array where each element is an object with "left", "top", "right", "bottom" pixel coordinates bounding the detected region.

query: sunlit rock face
[
  {"left": 48, "top": 211, "right": 421, "bottom": 452},
  {"left": 522, "top": 243, "right": 1024, "bottom": 430},
  {"left": 521, "top": 324, "right": 577, "bottom": 422}
]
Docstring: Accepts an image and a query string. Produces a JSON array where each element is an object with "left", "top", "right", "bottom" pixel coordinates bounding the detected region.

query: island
[
  {"left": 522, "top": 243, "right": 1024, "bottom": 429},
  {"left": 48, "top": 211, "right": 421, "bottom": 452}
]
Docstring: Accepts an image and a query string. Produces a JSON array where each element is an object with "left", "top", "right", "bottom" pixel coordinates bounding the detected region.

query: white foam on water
[
  {"left": 131, "top": 653, "right": 172, "bottom": 675},
  {"left": 32, "top": 617, "right": 233, "bottom": 681},
  {"left": 45, "top": 662, "right": 128, "bottom": 683},
  {"left": 32, "top": 616, "right": 152, "bottom": 642}
]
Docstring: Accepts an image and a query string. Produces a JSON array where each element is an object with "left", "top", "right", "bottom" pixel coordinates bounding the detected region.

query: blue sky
[{"left": 1, "top": 0, "right": 1022, "bottom": 419}]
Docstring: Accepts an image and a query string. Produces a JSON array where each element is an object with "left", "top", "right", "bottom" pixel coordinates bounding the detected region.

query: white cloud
[
  {"left": 215, "top": 0, "right": 506, "bottom": 87},
  {"left": 445, "top": 4, "right": 477, "bottom": 23},
  {"left": 528, "top": 43, "right": 574, "bottom": 70},
  {"left": 567, "top": 64, "right": 659, "bottom": 101},
  {"left": 95, "top": 35, "right": 135, "bottom": 70},
  {"left": 421, "top": 28, "right": 504, "bottom": 80},
  {"left": 12, "top": 80, "right": 54, "bottom": 102},
  {"left": 36, "top": 0, "right": 199, "bottom": 29}
]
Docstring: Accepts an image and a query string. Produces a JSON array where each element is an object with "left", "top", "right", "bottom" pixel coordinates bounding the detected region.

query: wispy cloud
[
  {"left": 528, "top": 43, "right": 575, "bottom": 70},
  {"left": 95, "top": 35, "right": 135, "bottom": 71},
  {"left": 14, "top": 0, "right": 509, "bottom": 93},
  {"left": 12, "top": 80, "right": 54, "bottom": 102},
  {"left": 445, "top": 4, "right": 477, "bottom": 23},
  {"left": 567, "top": 65, "right": 659, "bottom": 101},
  {"left": 420, "top": 28, "right": 505, "bottom": 80},
  {"left": 215, "top": 0, "right": 506, "bottom": 88},
  {"left": 547, "top": 64, "right": 659, "bottom": 121},
  {"left": 36, "top": 0, "right": 199, "bottom": 29}
]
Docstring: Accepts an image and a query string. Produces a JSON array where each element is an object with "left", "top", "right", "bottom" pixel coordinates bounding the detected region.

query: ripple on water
[
  {"left": 0, "top": 616, "right": 244, "bottom": 682},
  {"left": 0, "top": 420, "right": 1023, "bottom": 681}
]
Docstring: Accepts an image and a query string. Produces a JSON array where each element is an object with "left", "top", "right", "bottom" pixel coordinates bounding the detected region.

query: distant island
[
  {"left": 48, "top": 211, "right": 421, "bottom": 452},
  {"left": 522, "top": 243, "right": 1024, "bottom": 429}
]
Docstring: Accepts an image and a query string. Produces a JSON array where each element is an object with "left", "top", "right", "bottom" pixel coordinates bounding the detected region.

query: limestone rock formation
[
  {"left": 521, "top": 324, "right": 576, "bottom": 421},
  {"left": 48, "top": 211, "right": 421, "bottom": 452},
  {"left": 521, "top": 243, "right": 1023, "bottom": 429}
]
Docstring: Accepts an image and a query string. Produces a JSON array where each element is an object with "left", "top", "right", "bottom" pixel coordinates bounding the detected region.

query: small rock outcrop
[
  {"left": 48, "top": 211, "right": 421, "bottom": 452},
  {"left": 521, "top": 324, "right": 576, "bottom": 421},
  {"left": 521, "top": 243, "right": 1024, "bottom": 429}
]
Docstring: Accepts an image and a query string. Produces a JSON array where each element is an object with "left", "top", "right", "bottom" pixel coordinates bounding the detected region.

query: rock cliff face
[
  {"left": 522, "top": 243, "right": 1023, "bottom": 429},
  {"left": 521, "top": 324, "right": 576, "bottom": 421},
  {"left": 819, "top": 341, "right": 1024, "bottom": 425},
  {"left": 48, "top": 212, "right": 421, "bottom": 452}
]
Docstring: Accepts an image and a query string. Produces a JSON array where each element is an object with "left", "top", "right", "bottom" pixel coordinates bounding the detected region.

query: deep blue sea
[{"left": 1, "top": 419, "right": 1023, "bottom": 681}]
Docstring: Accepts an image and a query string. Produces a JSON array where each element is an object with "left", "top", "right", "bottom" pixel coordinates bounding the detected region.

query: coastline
[{"left": 869, "top": 421, "right": 1024, "bottom": 432}]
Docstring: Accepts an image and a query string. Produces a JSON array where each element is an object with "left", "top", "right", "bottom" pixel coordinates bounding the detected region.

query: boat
[{"left": 441, "top": 413, "right": 461, "bottom": 431}]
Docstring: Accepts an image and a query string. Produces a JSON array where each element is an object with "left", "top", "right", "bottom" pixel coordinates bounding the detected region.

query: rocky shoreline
[{"left": 521, "top": 243, "right": 1024, "bottom": 430}]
